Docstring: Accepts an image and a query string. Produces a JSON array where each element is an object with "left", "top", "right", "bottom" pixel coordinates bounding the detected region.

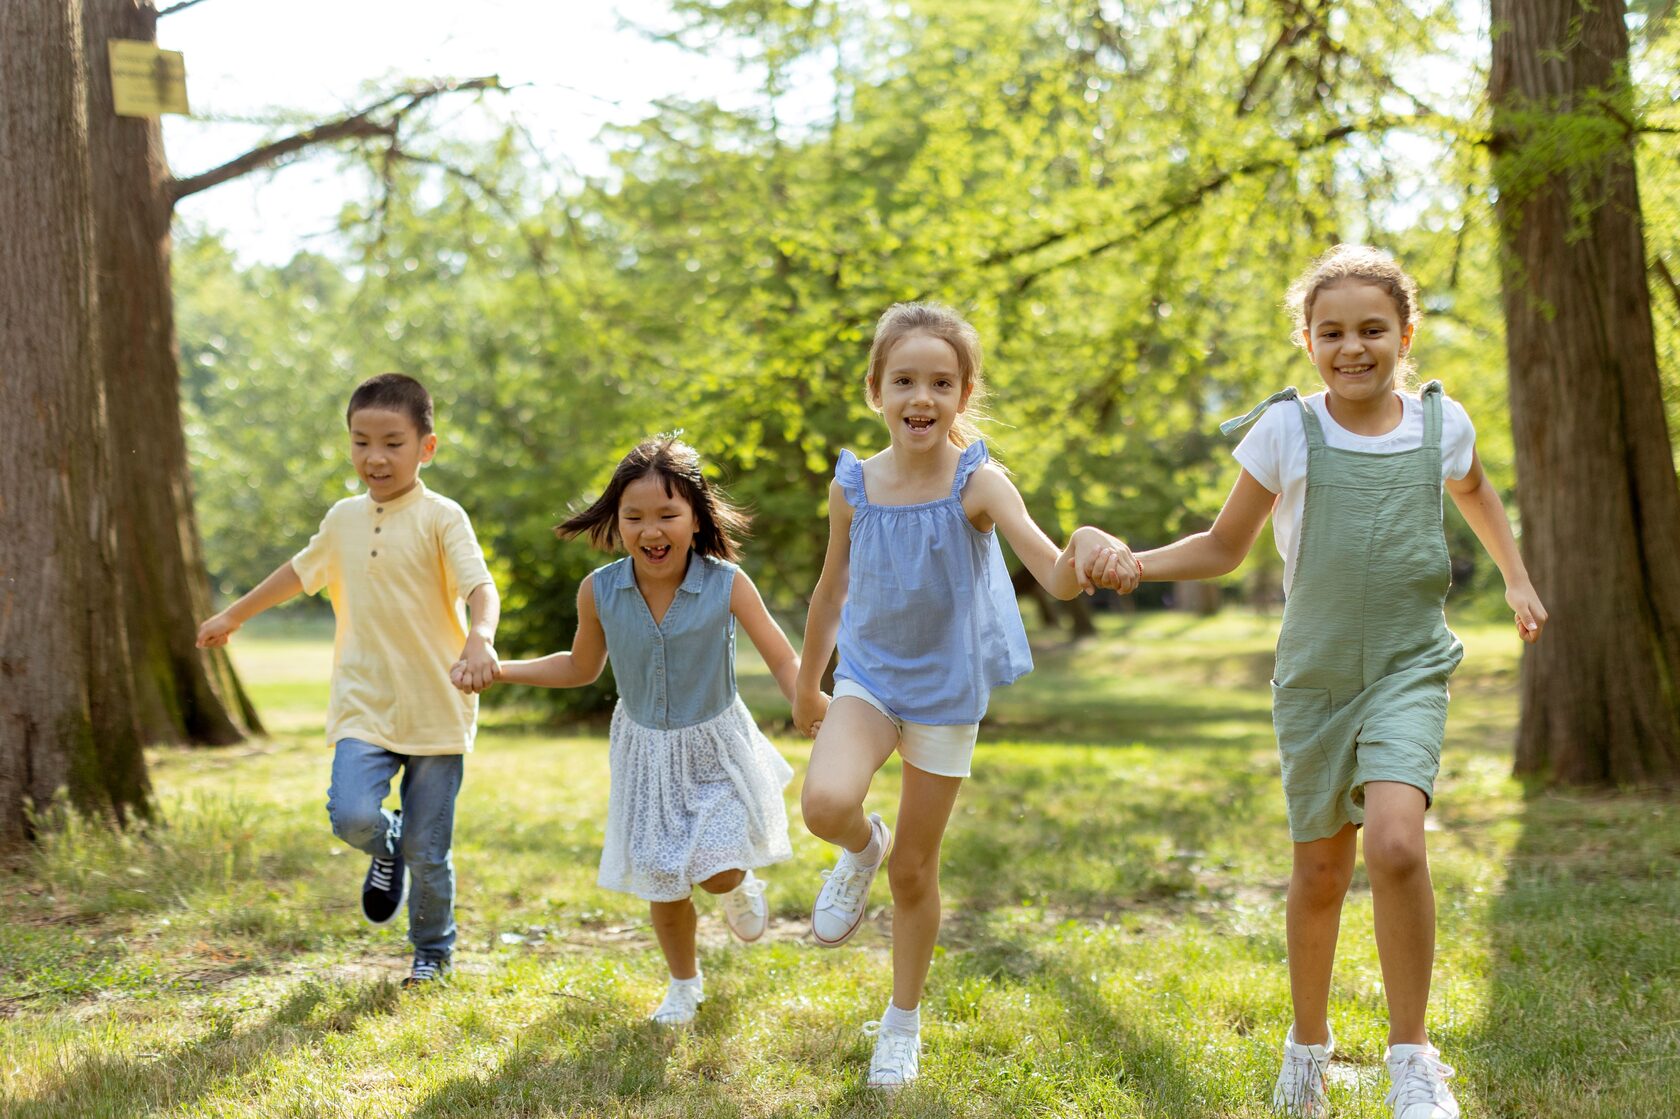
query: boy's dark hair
[
  {"left": 558, "top": 435, "right": 749, "bottom": 562},
  {"left": 346, "top": 373, "right": 433, "bottom": 435}
]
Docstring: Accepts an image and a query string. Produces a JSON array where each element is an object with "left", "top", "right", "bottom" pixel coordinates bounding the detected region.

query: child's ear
[
  {"left": 958, "top": 380, "right": 974, "bottom": 413},
  {"left": 1301, "top": 327, "right": 1314, "bottom": 358},
  {"left": 1400, "top": 322, "right": 1415, "bottom": 354},
  {"left": 419, "top": 432, "right": 439, "bottom": 463}
]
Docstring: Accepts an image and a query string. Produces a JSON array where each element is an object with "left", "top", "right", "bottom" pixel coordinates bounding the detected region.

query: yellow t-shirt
[{"left": 291, "top": 481, "right": 494, "bottom": 755}]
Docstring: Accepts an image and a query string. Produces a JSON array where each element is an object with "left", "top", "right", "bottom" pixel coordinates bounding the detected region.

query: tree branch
[
  {"left": 997, "top": 120, "right": 1376, "bottom": 293},
  {"left": 158, "top": 0, "right": 217, "bottom": 16},
  {"left": 167, "top": 76, "right": 504, "bottom": 206}
]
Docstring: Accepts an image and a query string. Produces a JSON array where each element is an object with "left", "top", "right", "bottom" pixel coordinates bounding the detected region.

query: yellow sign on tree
[{"left": 108, "top": 40, "right": 188, "bottom": 118}]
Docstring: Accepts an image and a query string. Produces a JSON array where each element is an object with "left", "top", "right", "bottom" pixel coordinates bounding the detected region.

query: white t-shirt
[{"left": 1233, "top": 390, "right": 1476, "bottom": 596}]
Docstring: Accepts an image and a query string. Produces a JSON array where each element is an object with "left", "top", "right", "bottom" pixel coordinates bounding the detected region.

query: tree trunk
[
  {"left": 83, "top": 0, "right": 260, "bottom": 744},
  {"left": 1490, "top": 0, "right": 1680, "bottom": 785},
  {"left": 0, "top": 0, "right": 150, "bottom": 846}
]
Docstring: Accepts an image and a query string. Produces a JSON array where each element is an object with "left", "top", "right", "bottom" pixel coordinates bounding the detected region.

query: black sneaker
[
  {"left": 401, "top": 954, "right": 449, "bottom": 989},
  {"left": 361, "top": 853, "right": 405, "bottom": 925}
]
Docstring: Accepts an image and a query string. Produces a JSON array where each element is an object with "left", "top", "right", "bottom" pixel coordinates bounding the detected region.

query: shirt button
[
  {"left": 376, "top": 507, "right": 384, "bottom": 513},
  {"left": 374, "top": 527, "right": 381, "bottom": 534},
  {"left": 371, "top": 550, "right": 378, "bottom": 557}
]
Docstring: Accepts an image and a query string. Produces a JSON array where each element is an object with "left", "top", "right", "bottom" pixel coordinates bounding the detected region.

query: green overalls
[{"left": 1222, "top": 383, "right": 1465, "bottom": 842}]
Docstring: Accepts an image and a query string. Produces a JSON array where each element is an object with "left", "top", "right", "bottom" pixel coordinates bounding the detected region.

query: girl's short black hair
[
  {"left": 557, "top": 435, "right": 749, "bottom": 561},
  {"left": 346, "top": 372, "right": 433, "bottom": 435}
]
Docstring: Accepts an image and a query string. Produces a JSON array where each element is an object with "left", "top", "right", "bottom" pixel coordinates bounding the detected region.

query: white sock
[
  {"left": 853, "top": 819, "right": 884, "bottom": 868},
  {"left": 670, "top": 970, "right": 703, "bottom": 992},
  {"left": 880, "top": 1000, "right": 919, "bottom": 1034}
]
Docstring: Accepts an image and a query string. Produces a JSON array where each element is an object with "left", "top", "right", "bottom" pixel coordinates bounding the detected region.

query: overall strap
[
  {"left": 1220, "top": 387, "right": 1322, "bottom": 450},
  {"left": 1419, "top": 381, "right": 1444, "bottom": 450}
]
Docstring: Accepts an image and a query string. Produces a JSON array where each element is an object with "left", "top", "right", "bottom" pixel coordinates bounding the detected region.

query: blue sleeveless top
[
  {"left": 834, "top": 440, "right": 1033, "bottom": 724},
  {"left": 591, "top": 553, "right": 739, "bottom": 730}
]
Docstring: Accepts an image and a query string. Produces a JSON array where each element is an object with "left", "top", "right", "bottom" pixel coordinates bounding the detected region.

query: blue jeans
[{"left": 327, "top": 739, "right": 463, "bottom": 959}]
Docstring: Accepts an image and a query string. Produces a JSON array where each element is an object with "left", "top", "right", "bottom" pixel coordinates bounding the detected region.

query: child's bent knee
[{"left": 698, "top": 868, "right": 745, "bottom": 894}]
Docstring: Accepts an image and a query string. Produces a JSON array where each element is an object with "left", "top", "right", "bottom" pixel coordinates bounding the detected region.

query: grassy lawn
[{"left": 2, "top": 612, "right": 1676, "bottom": 1117}]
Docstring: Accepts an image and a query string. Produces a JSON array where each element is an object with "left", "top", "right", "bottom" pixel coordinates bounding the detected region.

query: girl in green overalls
[{"left": 1078, "top": 245, "right": 1547, "bottom": 1118}]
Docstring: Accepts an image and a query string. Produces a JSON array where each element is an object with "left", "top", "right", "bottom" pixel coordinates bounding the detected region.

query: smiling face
[
  {"left": 1303, "top": 281, "right": 1414, "bottom": 409},
  {"left": 348, "top": 407, "right": 436, "bottom": 502},
  {"left": 873, "top": 331, "right": 972, "bottom": 450},
  {"left": 616, "top": 472, "right": 699, "bottom": 578}
]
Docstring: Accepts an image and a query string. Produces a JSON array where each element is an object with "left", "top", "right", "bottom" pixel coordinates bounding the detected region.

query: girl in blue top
[
  {"left": 793, "top": 302, "right": 1126, "bottom": 1090},
  {"left": 483, "top": 436, "right": 804, "bottom": 1027}
]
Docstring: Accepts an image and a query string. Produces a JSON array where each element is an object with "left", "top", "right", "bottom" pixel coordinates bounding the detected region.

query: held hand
[
  {"left": 196, "top": 612, "right": 239, "bottom": 649},
  {"left": 793, "top": 689, "right": 830, "bottom": 738},
  {"left": 1506, "top": 583, "right": 1548, "bottom": 644},
  {"left": 454, "top": 640, "right": 501, "bottom": 694},
  {"left": 1070, "top": 527, "right": 1139, "bottom": 594}
]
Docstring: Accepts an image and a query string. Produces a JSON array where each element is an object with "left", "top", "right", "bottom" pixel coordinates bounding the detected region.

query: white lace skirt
[{"left": 598, "top": 695, "right": 795, "bottom": 902}]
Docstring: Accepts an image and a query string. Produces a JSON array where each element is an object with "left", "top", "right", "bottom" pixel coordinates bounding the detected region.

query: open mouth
[
  {"left": 905, "top": 416, "right": 936, "bottom": 433},
  {"left": 641, "top": 544, "right": 671, "bottom": 563},
  {"left": 1336, "top": 365, "right": 1374, "bottom": 377}
]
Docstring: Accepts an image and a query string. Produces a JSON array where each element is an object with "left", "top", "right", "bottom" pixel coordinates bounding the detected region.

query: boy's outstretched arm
[
  {"left": 1446, "top": 451, "right": 1547, "bottom": 643},
  {"left": 452, "top": 583, "right": 501, "bottom": 693},
  {"left": 196, "top": 561, "right": 305, "bottom": 647},
  {"left": 490, "top": 576, "right": 609, "bottom": 690}
]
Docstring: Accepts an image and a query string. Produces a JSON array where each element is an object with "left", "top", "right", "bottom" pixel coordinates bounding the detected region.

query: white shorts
[{"left": 831, "top": 680, "right": 979, "bottom": 779}]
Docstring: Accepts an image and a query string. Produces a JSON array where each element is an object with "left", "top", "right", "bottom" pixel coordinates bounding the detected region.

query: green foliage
[{"left": 176, "top": 0, "right": 1680, "bottom": 722}]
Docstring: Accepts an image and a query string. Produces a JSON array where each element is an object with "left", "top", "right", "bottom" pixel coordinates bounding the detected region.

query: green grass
[{"left": 2, "top": 613, "right": 1676, "bottom": 1117}]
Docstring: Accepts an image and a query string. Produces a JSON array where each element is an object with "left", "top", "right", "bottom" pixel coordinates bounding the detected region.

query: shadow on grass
[
  {"left": 6, "top": 979, "right": 401, "bottom": 1118},
  {"left": 1469, "top": 784, "right": 1680, "bottom": 1118}
]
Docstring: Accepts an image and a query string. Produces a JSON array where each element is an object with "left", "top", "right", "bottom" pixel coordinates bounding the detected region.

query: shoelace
[
  {"left": 861, "top": 1021, "right": 918, "bottom": 1083},
  {"left": 1386, "top": 1051, "right": 1455, "bottom": 1110},
  {"left": 652, "top": 982, "right": 702, "bottom": 1023},
  {"left": 1276, "top": 1049, "right": 1328, "bottom": 1113},
  {"left": 721, "top": 875, "right": 765, "bottom": 917},
  {"left": 368, "top": 857, "right": 396, "bottom": 892},
  {"left": 819, "top": 857, "right": 870, "bottom": 911},
  {"left": 409, "top": 957, "right": 442, "bottom": 983}
]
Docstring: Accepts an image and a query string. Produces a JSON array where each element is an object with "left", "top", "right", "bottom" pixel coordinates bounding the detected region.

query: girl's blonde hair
[
  {"left": 1286, "top": 244, "right": 1421, "bottom": 384},
  {"left": 865, "top": 302, "right": 987, "bottom": 449}
]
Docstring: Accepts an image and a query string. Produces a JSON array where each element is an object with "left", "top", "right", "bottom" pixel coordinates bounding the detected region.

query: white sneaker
[
  {"left": 719, "top": 870, "right": 768, "bottom": 943},
  {"left": 811, "top": 813, "right": 890, "bottom": 947},
  {"left": 649, "top": 977, "right": 703, "bottom": 1026},
  {"left": 1385, "top": 1044, "right": 1459, "bottom": 1119},
  {"left": 1271, "top": 1025, "right": 1332, "bottom": 1117},
  {"left": 863, "top": 1020, "right": 920, "bottom": 1090}
]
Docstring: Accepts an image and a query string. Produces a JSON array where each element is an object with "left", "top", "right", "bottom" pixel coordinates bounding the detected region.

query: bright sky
[{"left": 160, "top": 0, "right": 760, "bottom": 264}]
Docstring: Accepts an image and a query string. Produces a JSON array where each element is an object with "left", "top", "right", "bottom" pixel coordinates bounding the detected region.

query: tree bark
[
  {"left": 1490, "top": 0, "right": 1680, "bottom": 785},
  {"left": 0, "top": 0, "right": 149, "bottom": 846},
  {"left": 83, "top": 0, "right": 260, "bottom": 745}
]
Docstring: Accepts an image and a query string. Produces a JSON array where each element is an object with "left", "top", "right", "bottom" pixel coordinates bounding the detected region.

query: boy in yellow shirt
[{"left": 198, "top": 373, "right": 500, "bottom": 986}]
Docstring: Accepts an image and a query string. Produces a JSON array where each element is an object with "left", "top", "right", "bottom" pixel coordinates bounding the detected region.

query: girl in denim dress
[{"left": 490, "top": 436, "right": 804, "bottom": 1026}]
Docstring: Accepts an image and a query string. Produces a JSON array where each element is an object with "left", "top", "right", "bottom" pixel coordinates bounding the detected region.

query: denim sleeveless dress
[
  {"left": 591, "top": 553, "right": 793, "bottom": 901},
  {"left": 1222, "top": 383, "right": 1464, "bottom": 841},
  {"left": 833, "top": 440, "right": 1033, "bottom": 725}
]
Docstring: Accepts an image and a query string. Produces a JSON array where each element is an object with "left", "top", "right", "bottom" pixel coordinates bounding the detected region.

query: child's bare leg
[
  {"left": 698, "top": 868, "right": 745, "bottom": 894},
  {"left": 650, "top": 898, "right": 699, "bottom": 979},
  {"left": 888, "top": 762, "right": 963, "bottom": 1011},
  {"left": 801, "top": 698, "right": 899, "bottom": 852},
  {"left": 1287, "top": 825, "right": 1357, "bottom": 1045},
  {"left": 1360, "top": 781, "right": 1433, "bottom": 1047}
]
